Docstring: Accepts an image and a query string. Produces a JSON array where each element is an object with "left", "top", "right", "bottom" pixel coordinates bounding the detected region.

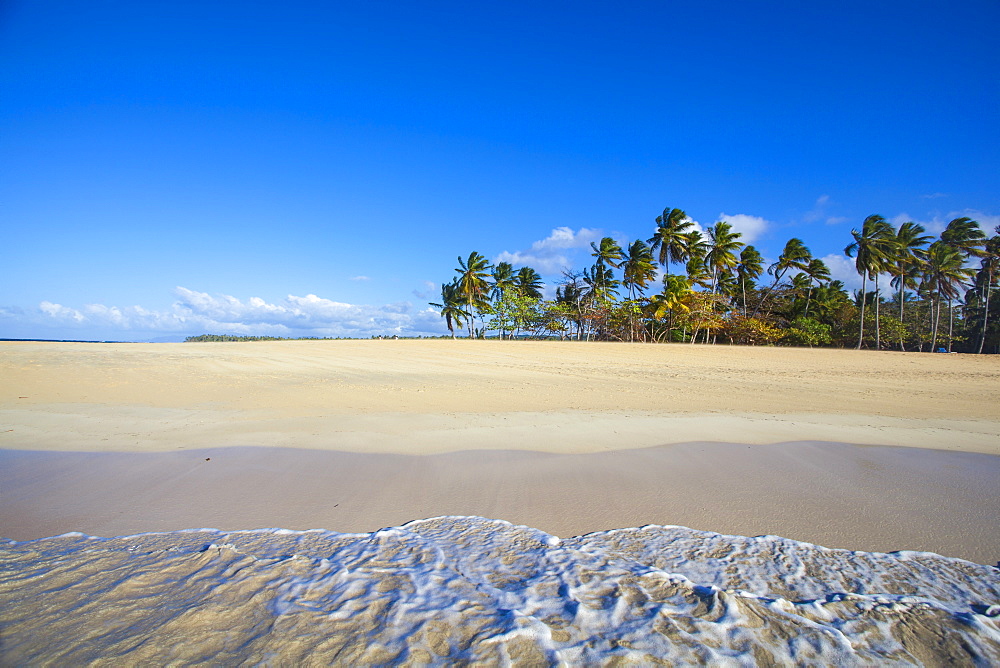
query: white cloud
[
  {"left": 823, "top": 254, "right": 893, "bottom": 296},
  {"left": 530, "top": 226, "right": 601, "bottom": 251},
  {"left": 821, "top": 253, "right": 863, "bottom": 292},
  {"left": 494, "top": 250, "right": 571, "bottom": 274},
  {"left": 716, "top": 213, "right": 769, "bottom": 243},
  {"left": 349, "top": 275, "right": 370, "bottom": 281},
  {"left": 494, "top": 226, "right": 604, "bottom": 275},
  {"left": 920, "top": 192, "right": 949, "bottom": 199},
  {"left": 39, "top": 301, "right": 85, "bottom": 322},
  {"left": 5, "top": 287, "right": 452, "bottom": 340}
]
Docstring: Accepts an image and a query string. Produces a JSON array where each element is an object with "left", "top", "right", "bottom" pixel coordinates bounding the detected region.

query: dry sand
[{"left": 2, "top": 340, "right": 999, "bottom": 563}]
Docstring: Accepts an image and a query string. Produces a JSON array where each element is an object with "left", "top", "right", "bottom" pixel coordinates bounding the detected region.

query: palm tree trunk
[
  {"left": 741, "top": 277, "right": 748, "bottom": 317},
  {"left": 979, "top": 278, "right": 993, "bottom": 354},
  {"left": 856, "top": 273, "right": 867, "bottom": 349},
  {"left": 947, "top": 298, "right": 954, "bottom": 352},
  {"left": 752, "top": 275, "right": 783, "bottom": 319},
  {"left": 898, "top": 276, "right": 906, "bottom": 351},
  {"left": 931, "top": 294, "right": 941, "bottom": 351},
  {"left": 874, "top": 273, "right": 881, "bottom": 350}
]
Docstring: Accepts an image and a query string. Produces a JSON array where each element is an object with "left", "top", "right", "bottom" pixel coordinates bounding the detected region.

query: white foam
[{"left": 2, "top": 517, "right": 998, "bottom": 664}]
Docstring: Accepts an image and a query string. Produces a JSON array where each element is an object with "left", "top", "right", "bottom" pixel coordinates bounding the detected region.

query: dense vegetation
[
  {"left": 184, "top": 334, "right": 446, "bottom": 342},
  {"left": 433, "top": 210, "right": 1000, "bottom": 353}
]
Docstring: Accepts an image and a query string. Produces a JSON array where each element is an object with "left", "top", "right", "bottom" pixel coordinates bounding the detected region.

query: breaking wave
[{"left": 2, "top": 516, "right": 999, "bottom": 665}]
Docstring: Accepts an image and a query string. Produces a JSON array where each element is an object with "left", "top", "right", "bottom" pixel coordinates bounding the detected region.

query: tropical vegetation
[{"left": 433, "top": 210, "right": 1000, "bottom": 353}]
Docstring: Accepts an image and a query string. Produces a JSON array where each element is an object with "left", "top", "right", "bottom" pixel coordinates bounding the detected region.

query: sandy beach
[
  {"left": 3, "top": 340, "right": 1000, "bottom": 663},
  {"left": 2, "top": 339, "right": 999, "bottom": 561}
]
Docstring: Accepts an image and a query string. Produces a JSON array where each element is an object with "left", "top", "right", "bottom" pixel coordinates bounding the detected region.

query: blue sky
[{"left": 2, "top": 1, "right": 998, "bottom": 340}]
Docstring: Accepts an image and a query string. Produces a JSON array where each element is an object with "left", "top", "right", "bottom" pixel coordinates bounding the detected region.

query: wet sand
[
  {"left": 2, "top": 442, "right": 999, "bottom": 564},
  {"left": 2, "top": 340, "right": 999, "bottom": 563}
]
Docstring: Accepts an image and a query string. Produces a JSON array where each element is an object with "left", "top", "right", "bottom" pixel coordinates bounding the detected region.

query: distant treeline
[
  {"left": 184, "top": 334, "right": 450, "bottom": 342},
  {"left": 185, "top": 335, "right": 290, "bottom": 342}
]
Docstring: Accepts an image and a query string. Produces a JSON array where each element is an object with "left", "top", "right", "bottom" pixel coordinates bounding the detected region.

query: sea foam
[{"left": 2, "top": 516, "right": 998, "bottom": 665}]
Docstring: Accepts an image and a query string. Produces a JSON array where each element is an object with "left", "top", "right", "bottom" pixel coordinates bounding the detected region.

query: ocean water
[{"left": 2, "top": 516, "right": 998, "bottom": 665}]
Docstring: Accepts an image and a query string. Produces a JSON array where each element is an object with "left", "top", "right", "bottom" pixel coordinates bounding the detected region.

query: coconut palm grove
[{"left": 432, "top": 209, "right": 1000, "bottom": 354}]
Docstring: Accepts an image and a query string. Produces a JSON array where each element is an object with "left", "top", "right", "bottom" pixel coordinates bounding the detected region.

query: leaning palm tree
[
  {"left": 515, "top": 266, "right": 544, "bottom": 299},
  {"left": 973, "top": 233, "right": 1000, "bottom": 353},
  {"left": 648, "top": 275, "right": 693, "bottom": 341},
  {"left": 845, "top": 215, "right": 894, "bottom": 349},
  {"left": 801, "top": 258, "right": 831, "bottom": 317},
  {"left": 582, "top": 264, "right": 620, "bottom": 305},
  {"left": 940, "top": 217, "right": 987, "bottom": 350},
  {"left": 736, "top": 246, "right": 764, "bottom": 317},
  {"left": 429, "top": 281, "right": 470, "bottom": 339},
  {"left": 589, "top": 236, "right": 624, "bottom": 298},
  {"left": 941, "top": 217, "right": 987, "bottom": 259},
  {"left": 647, "top": 207, "right": 694, "bottom": 276},
  {"left": 491, "top": 262, "right": 516, "bottom": 301},
  {"left": 621, "top": 240, "right": 657, "bottom": 341},
  {"left": 704, "top": 221, "right": 744, "bottom": 296},
  {"left": 888, "top": 222, "right": 932, "bottom": 350},
  {"left": 455, "top": 251, "right": 492, "bottom": 338},
  {"left": 752, "top": 238, "right": 811, "bottom": 318},
  {"left": 923, "top": 241, "right": 974, "bottom": 350},
  {"left": 622, "top": 240, "right": 657, "bottom": 299}
]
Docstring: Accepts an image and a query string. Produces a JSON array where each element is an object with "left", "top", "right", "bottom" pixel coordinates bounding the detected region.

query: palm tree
[
  {"left": 556, "top": 271, "right": 586, "bottom": 340},
  {"left": 589, "top": 236, "right": 624, "bottom": 299},
  {"left": 923, "top": 241, "right": 974, "bottom": 350},
  {"left": 647, "top": 207, "right": 693, "bottom": 276},
  {"left": 648, "top": 275, "right": 693, "bottom": 341},
  {"left": 810, "top": 280, "right": 850, "bottom": 326},
  {"left": 704, "top": 221, "right": 744, "bottom": 296},
  {"left": 801, "top": 259, "right": 831, "bottom": 317},
  {"left": 583, "top": 264, "right": 620, "bottom": 304},
  {"left": 788, "top": 273, "right": 812, "bottom": 317},
  {"left": 621, "top": 240, "right": 657, "bottom": 341},
  {"left": 845, "top": 215, "right": 894, "bottom": 349},
  {"left": 941, "top": 217, "right": 987, "bottom": 259},
  {"left": 621, "top": 240, "right": 657, "bottom": 298},
  {"left": 736, "top": 246, "right": 764, "bottom": 317},
  {"left": 973, "top": 232, "right": 1000, "bottom": 354},
  {"left": 491, "top": 262, "right": 516, "bottom": 300},
  {"left": 455, "top": 252, "right": 492, "bottom": 338},
  {"left": 753, "top": 238, "right": 811, "bottom": 318},
  {"left": 887, "top": 222, "right": 932, "bottom": 350},
  {"left": 429, "top": 281, "right": 470, "bottom": 339},
  {"left": 940, "top": 217, "right": 986, "bottom": 351},
  {"left": 515, "top": 266, "right": 544, "bottom": 299}
]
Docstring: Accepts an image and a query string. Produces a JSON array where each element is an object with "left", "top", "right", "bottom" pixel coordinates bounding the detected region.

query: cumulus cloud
[
  {"left": 716, "top": 213, "right": 769, "bottom": 243},
  {"left": 821, "top": 254, "right": 863, "bottom": 292},
  {"left": 495, "top": 226, "right": 603, "bottom": 275},
  {"left": 494, "top": 250, "right": 571, "bottom": 274},
  {"left": 5, "top": 287, "right": 450, "bottom": 340},
  {"left": 530, "top": 226, "right": 601, "bottom": 251},
  {"left": 824, "top": 253, "right": 901, "bottom": 297}
]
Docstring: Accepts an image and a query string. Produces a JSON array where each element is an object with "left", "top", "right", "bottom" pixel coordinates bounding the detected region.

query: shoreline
[
  {"left": 3, "top": 340, "right": 998, "bottom": 565},
  {"left": 4, "top": 441, "right": 998, "bottom": 566}
]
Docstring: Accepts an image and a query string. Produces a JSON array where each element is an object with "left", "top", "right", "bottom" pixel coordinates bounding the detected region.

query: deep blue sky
[{"left": 2, "top": 1, "right": 998, "bottom": 339}]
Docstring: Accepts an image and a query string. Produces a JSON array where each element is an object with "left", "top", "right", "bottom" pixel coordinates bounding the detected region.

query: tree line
[{"left": 432, "top": 209, "right": 1000, "bottom": 353}]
